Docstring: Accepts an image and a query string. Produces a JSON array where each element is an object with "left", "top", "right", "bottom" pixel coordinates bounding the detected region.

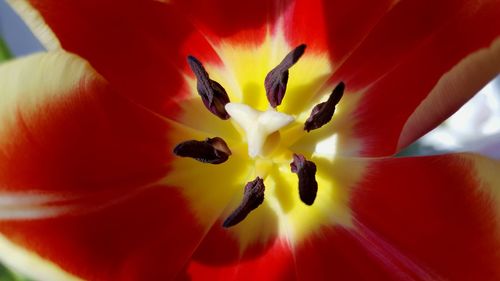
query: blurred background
[{"left": 1, "top": 1, "right": 499, "bottom": 280}]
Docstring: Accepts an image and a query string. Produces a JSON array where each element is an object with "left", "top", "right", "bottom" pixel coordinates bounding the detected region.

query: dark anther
[
  {"left": 304, "top": 81, "right": 345, "bottom": 132},
  {"left": 187, "top": 56, "right": 231, "bottom": 119},
  {"left": 223, "top": 177, "right": 265, "bottom": 228},
  {"left": 264, "top": 44, "right": 307, "bottom": 108},
  {"left": 173, "top": 137, "right": 231, "bottom": 164},
  {"left": 290, "top": 153, "right": 318, "bottom": 205}
]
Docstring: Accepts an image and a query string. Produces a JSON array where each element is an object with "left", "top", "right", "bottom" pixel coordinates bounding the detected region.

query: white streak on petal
[
  {"left": 0, "top": 185, "right": 156, "bottom": 220},
  {"left": 0, "top": 234, "right": 82, "bottom": 281}
]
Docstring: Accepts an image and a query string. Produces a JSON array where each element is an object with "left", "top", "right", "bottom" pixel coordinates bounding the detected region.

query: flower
[{"left": 1, "top": 0, "right": 500, "bottom": 280}]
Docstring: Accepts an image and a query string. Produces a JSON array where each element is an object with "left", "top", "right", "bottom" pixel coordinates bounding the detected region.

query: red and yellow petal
[
  {"left": 162, "top": 113, "right": 500, "bottom": 280},
  {"left": 0, "top": 52, "right": 218, "bottom": 280},
  {"left": 0, "top": 186, "right": 207, "bottom": 280},
  {"left": 397, "top": 38, "right": 500, "bottom": 151},
  {"left": 156, "top": 152, "right": 500, "bottom": 280},
  {"left": 293, "top": 153, "right": 500, "bottom": 280},
  {"left": 12, "top": 0, "right": 300, "bottom": 124},
  {"left": 331, "top": 0, "right": 500, "bottom": 156},
  {"left": 278, "top": 0, "right": 499, "bottom": 158},
  {"left": 14, "top": 0, "right": 220, "bottom": 118},
  {"left": 0, "top": 52, "right": 170, "bottom": 195},
  {"left": 170, "top": 153, "right": 500, "bottom": 280}
]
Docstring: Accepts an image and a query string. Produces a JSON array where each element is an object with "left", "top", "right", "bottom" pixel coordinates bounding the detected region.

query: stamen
[
  {"left": 187, "top": 56, "right": 231, "bottom": 119},
  {"left": 223, "top": 177, "right": 265, "bottom": 228},
  {"left": 173, "top": 137, "right": 231, "bottom": 164},
  {"left": 304, "top": 82, "right": 345, "bottom": 132},
  {"left": 290, "top": 154, "right": 318, "bottom": 205},
  {"left": 265, "top": 44, "right": 307, "bottom": 108}
]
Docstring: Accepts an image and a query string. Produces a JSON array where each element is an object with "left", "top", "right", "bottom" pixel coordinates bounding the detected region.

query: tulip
[{"left": 1, "top": 0, "right": 500, "bottom": 280}]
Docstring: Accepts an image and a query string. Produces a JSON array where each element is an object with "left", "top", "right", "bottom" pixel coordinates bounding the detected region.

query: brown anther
[
  {"left": 290, "top": 153, "right": 318, "bottom": 205},
  {"left": 304, "top": 82, "right": 345, "bottom": 132},
  {"left": 223, "top": 177, "right": 265, "bottom": 228},
  {"left": 265, "top": 44, "right": 307, "bottom": 108},
  {"left": 187, "top": 56, "right": 231, "bottom": 119},
  {"left": 173, "top": 137, "right": 231, "bottom": 164}
]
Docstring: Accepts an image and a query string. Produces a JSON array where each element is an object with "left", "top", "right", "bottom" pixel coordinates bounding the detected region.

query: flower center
[
  {"left": 175, "top": 42, "right": 346, "bottom": 224},
  {"left": 166, "top": 32, "right": 357, "bottom": 246}
]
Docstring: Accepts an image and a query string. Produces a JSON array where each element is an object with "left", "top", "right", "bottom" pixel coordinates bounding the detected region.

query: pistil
[{"left": 225, "top": 103, "right": 294, "bottom": 158}]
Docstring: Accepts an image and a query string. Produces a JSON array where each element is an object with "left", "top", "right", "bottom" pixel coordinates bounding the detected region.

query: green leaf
[
  {"left": 0, "top": 38, "right": 13, "bottom": 62},
  {"left": 0, "top": 263, "right": 30, "bottom": 281}
]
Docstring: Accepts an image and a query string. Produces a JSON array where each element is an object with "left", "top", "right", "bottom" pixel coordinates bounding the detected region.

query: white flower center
[{"left": 225, "top": 103, "right": 294, "bottom": 158}]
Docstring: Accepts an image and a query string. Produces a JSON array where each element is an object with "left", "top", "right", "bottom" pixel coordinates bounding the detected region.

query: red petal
[
  {"left": 0, "top": 53, "right": 169, "bottom": 195},
  {"left": 0, "top": 53, "right": 210, "bottom": 279},
  {"left": 294, "top": 154, "right": 500, "bottom": 280},
  {"left": 293, "top": 226, "right": 394, "bottom": 280},
  {"left": 186, "top": 230, "right": 296, "bottom": 281},
  {"left": 20, "top": 0, "right": 305, "bottom": 118},
  {"left": 1, "top": 186, "right": 209, "bottom": 280},
  {"left": 23, "top": 0, "right": 221, "bottom": 118},
  {"left": 285, "top": 0, "right": 395, "bottom": 58},
  {"left": 174, "top": 0, "right": 290, "bottom": 45},
  {"left": 397, "top": 40, "right": 500, "bottom": 150},
  {"left": 332, "top": 0, "right": 500, "bottom": 156}
]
